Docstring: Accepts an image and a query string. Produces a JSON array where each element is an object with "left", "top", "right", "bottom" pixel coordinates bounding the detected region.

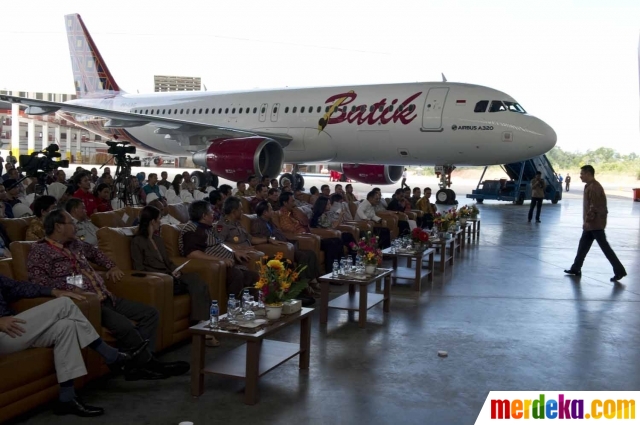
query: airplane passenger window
[
  {"left": 379, "top": 105, "right": 384, "bottom": 112},
  {"left": 151, "top": 109, "right": 155, "bottom": 114},
  {"left": 261, "top": 107, "right": 266, "bottom": 113},
  {"left": 301, "top": 107, "right": 305, "bottom": 113},
  {"left": 474, "top": 101, "right": 489, "bottom": 113},
  {"left": 199, "top": 109, "right": 202, "bottom": 114},
  {"left": 239, "top": 108, "right": 242, "bottom": 114},
  {"left": 219, "top": 108, "right": 222, "bottom": 114},
  {"left": 489, "top": 101, "right": 507, "bottom": 112},
  {"left": 370, "top": 105, "right": 375, "bottom": 112},
  {"left": 309, "top": 106, "right": 312, "bottom": 112},
  {"left": 145, "top": 110, "right": 148, "bottom": 114},
  {"left": 174, "top": 109, "right": 177, "bottom": 114},
  {"left": 285, "top": 107, "right": 289, "bottom": 113},
  {"left": 293, "top": 107, "right": 297, "bottom": 113},
  {"left": 398, "top": 105, "right": 404, "bottom": 112},
  {"left": 317, "top": 106, "right": 321, "bottom": 113},
  {"left": 205, "top": 108, "right": 209, "bottom": 114},
  {"left": 351, "top": 106, "right": 357, "bottom": 112},
  {"left": 273, "top": 107, "right": 278, "bottom": 113},
  {"left": 212, "top": 109, "right": 215, "bottom": 114},
  {"left": 388, "top": 105, "right": 394, "bottom": 112},
  {"left": 232, "top": 108, "right": 236, "bottom": 114},
  {"left": 253, "top": 107, "right": 257, "bottom": 113},
  {"left": 225, "top": 108, "right": 229, "bottom": 114},
  {"left": 408, "top": 105, "right": 415, "bottom": 112},
  {"left": 186, "top": 110, "right": 189, "bottom": 115},
  {"left": 326, "top": 106, "right": 330, "bottom": 112},
  {"left": 504, "top": 101, "right": 527, "bottom": 113},
  {"left": 193, "top": 109, "right": 197, "bottom": 114},
  {"left": 180, "top": 109, "right": 183, "bottom": 114},
  {"left": 168, "top": 110, "right": 171, "bottom": 115},
  {"left": 361, "top": 105, "right": 366, "bottom": 112}
]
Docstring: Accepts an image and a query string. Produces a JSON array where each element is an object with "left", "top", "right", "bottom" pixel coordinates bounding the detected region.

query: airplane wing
[{"left": 0, "top": 95, "right": 292, "bottom": 146}]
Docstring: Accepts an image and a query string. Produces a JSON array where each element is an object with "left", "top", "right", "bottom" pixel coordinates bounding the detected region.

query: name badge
[{"left": 66, "top": 275, "right": 83, "bottom": 288}]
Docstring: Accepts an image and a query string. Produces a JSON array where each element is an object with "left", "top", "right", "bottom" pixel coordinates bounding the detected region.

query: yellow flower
[
  {"left": 275, "top": 252, "right": 284, "bottom": 260},
  {"left": 255, "top": 279, "right": 265, "bottom": 289},
  {"left": 292, "top": 272, "right": 299, "bottom": 280},
  {"left": 267, "top": 260, "right": 283, "bottom": 270}
]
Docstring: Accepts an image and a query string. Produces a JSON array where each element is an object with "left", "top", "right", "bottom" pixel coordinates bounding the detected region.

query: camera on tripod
[
  {"left": 19, "top": 144, "right": 69, "bottom": 178},
  {"left": 106, "top": 141, "right": 141, "bottom": 168}
]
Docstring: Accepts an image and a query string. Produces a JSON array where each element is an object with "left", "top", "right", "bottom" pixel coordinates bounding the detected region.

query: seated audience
[
  {"left": 267, "top": 188, "right": 280, "bottom": 211},
  {"left": 180, "top": 171, "right": 196, "bottom": 194},
  {"left": 308, "top": 186, "right": 320, "bottom": 205},
  {"left": 94, "top": 183, "right": 114, "bottom": 213},
  {"left": 310, "top": 195, "right": 357, "bottom": 261},
  {"left": 252, "top": 201, "right": 321, "bottom": 292},
  {"left": 166, "top": 175, "right": 194, "bottom": 204},
  {"left": 416, "top": 187, "right": 436, "bottom": 229},
  {"left": 233, "top": 181, "right": 247, "bottom": 197},
  {"left": 244, "top": 175, "right": 258, "bottom": 196},
  {"left": 73, "top": 172, "right": 98, "bottom": 217},
  {"left": 142, "top": 173, "right": 167, "bottom": 205},
  {"left": 27, "top": 209, "right": 188, "bottom": 381},
  {"left": 179, "top": 200, "right": 258, "bottom": 297},
  {"left": 320, "top": 184, "right": 331, "bottom": 198},
  {"left": 208, "top": 190, "right": 223, "bottom": 222},
  {"left": 249, "top": 183, "right": 268, "bottom": 213},
  {"left": 26, "top": 195, "right": 58, "bottom": 241},
  {"left": 279, "top": 192, "right": 343, "bottom": 273},
  {"left": 345, "top": 183, "right": 358, "bottom": 203},
  {"left": 270, "top": 178, "right": 279, "bottom": 190},
  {"left": 410, "top": 187, "right": 421, "bottom": 209},
  {"left": 2, "top": 179, "right": 23, "bottom": 218},
  {"left": 65, "top": 198, "right": 99, "bottom": 246},
  {"left": 158, "top": 171, "right": 171, "bottom": 190},
  {"left": 0, "top": 281, "right": 140, "bottom": 417},
  {"left": 355, "top": 190, "right": 391, "bottom": 248},
  {"left": 131, "top": 206, "right": 215, "bottom": 343},
  {"left": 0, "top": 203, "right": 11, "bottom": 258},
  {"left": 218, "top": 184, "right": 233, "bottom": 201}
]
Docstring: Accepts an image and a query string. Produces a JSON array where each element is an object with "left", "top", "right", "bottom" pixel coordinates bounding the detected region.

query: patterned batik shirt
[
  {"left": 27, "top": 238, "right": 115, "bottom": 302},
  {"left": 179, "top": 221, "right": 234, "bottom": 260}
]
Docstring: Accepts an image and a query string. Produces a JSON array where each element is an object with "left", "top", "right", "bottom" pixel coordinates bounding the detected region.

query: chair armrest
[
  {"left": 285, "top": 233, "right": 321, "bottom": 253},
  {"left": 310, "top": 228, "right": 341, "bottom": 239},
  {"left": 405, "top": 212, "right": 417, "bottom": 220},
  {"left": 254, "top": 243, "right": 295, "bottom": 261},
  {"left": 411, "top": 209, "right": 424, "bottom": 217},
  {"left": 170, "top": 257, "right": 229, "bottom": 314},
  {"left": 343, "top": 221, "right": 372, "bottom": 233},
  {"left": 337, "top": 224, "right": 358, "bottom": 243}
]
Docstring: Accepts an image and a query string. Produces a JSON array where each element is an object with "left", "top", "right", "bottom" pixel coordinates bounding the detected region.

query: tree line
[{"left": 546, "top": 147, "right": 640, "bottom": 175}]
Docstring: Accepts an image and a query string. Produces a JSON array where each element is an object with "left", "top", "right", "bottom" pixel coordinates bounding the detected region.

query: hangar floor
[{"left": 9, "top": 180, "right": 640, "bottom": 425}]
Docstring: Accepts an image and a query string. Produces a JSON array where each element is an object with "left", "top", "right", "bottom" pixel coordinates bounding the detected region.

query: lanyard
[{"left": 46, "top": 241, "right": 80, "bottom": 274}]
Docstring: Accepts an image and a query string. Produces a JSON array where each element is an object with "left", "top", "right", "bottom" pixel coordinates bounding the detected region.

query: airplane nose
[{"left": 528, "top": 117, "right": 557, "bottom": 152}]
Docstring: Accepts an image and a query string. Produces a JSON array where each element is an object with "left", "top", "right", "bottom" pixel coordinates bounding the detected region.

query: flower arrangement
[
  {"left": 469, "top": 204, "right": 480, "bottom": 217},
  {"left": 458, "top": 205, "right": 472, "bottom": 219},
  {"left": 434, "top": 209, "right": 458, "bottom": 231},
  {"left": 254, "top": 252, "right": 308, "bottom": 305},
  {"left": 411, "top": 227, "right": 430, "bottom": 244},
  {"left": 350, "top": 231, "right": 383, "bottom": 265}
]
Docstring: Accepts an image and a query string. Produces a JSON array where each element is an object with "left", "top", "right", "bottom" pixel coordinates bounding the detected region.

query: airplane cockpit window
[
  {"left": 489, "top": 101, "right": 507, "bottom": 112},
  {"left": 504, "top": 101, "right": 527, "bottom": 114},
  {"left": 474, "top": 100, "right": 488, "bottom": 113}
]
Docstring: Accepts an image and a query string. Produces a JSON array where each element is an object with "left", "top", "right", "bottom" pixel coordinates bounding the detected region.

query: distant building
[{"left": 154, "top": 75, "right": 201, "bottom": 92}]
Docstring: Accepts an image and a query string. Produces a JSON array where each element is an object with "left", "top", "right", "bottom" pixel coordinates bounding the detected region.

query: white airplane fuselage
[{"left": 60, "top": 82, "right": 557, "bottom": 167}]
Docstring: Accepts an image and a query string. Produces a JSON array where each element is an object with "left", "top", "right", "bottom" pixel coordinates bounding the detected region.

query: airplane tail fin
[{"left": 64, "top": 14, "right": 123, "bottom": 98}]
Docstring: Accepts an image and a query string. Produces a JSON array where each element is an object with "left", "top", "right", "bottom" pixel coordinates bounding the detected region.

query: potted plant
[
  {"left": 411, "top": 227, "right": 430, "bottom": 250},
  {"left": 458, "top": 206, "right": 471, "bottom": 226},
  {"left": 350, "top": 231, "right": 383, "bottom": 275},
  {"left": 254, "top": 252, "right": 308, "bottom": 320},
  {"left": 469, "top": 204, "right": 480, "bottom": 219}
]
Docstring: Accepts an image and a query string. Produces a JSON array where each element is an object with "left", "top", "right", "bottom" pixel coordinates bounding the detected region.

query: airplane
[{"left": 0, "top": 14, "right": 557, "bottom": 204}]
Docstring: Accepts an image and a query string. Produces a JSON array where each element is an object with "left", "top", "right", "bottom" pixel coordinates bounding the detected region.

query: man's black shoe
[
  {"left": 54, "top": 397, "right": 104, "bottom": 417},
  {"left": 611, "top": 272, "right": 627, "bottom": 282},
  {"left": 109, "top": 340, "right": 150, "bottom": 374},
  {"left": 124, "top": 367, "right": 169, "bottom": 381},
  {"left": 564, "top": 269, "right": 581, "bottom": 276},
  {"left": 297, "top": 295, "right": 316, "bottom": 307},
  {"left": 536, "top": 220, "right": 541, "bottom": 223}
]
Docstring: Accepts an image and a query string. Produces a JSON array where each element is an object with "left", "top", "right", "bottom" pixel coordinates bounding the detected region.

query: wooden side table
[
  {"left": 319, "top": 268, "right": 392, "bottom": 328},
  {"left": 381, "top": 247, "right": 434, "bottom": 292}
]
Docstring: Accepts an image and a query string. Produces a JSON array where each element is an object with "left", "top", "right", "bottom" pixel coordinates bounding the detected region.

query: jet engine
[
  {"left": 192, "top": 136, "right": 284, "bottom": 182},
  {"left": 328, "top": 163, "right": 404, "bottom": 185}
]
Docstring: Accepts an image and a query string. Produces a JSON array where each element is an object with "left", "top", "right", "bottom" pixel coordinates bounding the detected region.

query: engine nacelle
[
  {"left": 192, "top": 136, "right": 284, "bottom": 182},
  {"left": 328, "top": 163, "right": 404, "bottom": 185}
]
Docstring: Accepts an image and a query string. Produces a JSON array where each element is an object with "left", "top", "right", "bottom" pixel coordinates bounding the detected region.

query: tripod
[{"left": 111, "top": 158, "right": 139, "bottom": 208}]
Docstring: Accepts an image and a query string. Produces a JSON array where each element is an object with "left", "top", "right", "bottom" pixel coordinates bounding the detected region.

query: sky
[{"left": 1, "top": 0, "right": 639, "bottom": 155}]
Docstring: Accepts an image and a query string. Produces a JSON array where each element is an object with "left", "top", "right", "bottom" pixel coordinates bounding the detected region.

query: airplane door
[
  {"left": 421, "top": 88, "right": 449, "bottom": 130},
  {"left": 259, "top": 103, "right": 268, "bottom": 122},
  {"left": 270, "top": 103, "right": 280, "bottom": 122}
]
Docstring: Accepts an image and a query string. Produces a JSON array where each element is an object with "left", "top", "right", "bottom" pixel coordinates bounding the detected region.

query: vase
[
  {"left": 413, "top": 241, "right": 422, "bottom": 251},
  {"left": 265, "top": 303, "right": 283, "bottom": 320},
  {"left": 365, "top": 264, "right": 377, "bottom": 275}
]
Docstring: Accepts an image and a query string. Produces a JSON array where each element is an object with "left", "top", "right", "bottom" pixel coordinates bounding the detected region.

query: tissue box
[{"left": 282, "top": 299, "right": 301, "bottom": 315}]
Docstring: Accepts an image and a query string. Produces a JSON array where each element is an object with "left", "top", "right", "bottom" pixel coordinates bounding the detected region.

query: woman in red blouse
[{"left": 94, "top": 183, "right": 113, "bottom": 212}]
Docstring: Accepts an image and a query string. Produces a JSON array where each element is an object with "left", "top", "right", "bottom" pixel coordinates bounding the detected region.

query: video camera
[
  {"left": 18, "top": 144, "right": 69, "bottom": 178},
  {"left": 106, "top": 141, "right": 141, "bottom": 168}
]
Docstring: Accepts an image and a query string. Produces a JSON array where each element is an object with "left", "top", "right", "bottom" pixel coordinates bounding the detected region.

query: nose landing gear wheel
[{"left": 436, "top": 189, "right": 457, "bottom": 205}]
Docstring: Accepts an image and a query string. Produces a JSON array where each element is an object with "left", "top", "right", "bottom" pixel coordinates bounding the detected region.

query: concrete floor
[{"left": 10, "top": 191, "right": 640, "bottom": 425}]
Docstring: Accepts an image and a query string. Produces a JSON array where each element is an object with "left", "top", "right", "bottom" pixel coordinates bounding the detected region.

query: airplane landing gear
[
  {"left": 280, "top": 164, "right": 305, "bottom": 191},
  {"left": 435, "top": 165, "right": 458, "bottom": 205},
  {"left": 191, "top": 169, "right": 219, "bottom": 189}
]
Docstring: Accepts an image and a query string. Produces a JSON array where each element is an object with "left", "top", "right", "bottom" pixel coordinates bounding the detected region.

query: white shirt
[
  {"left": 74, "top": 218, "right": 99, "bottom": 246},
  {"left": 161, "top": 214, "right": 182, "bottom": 225},
  {"left": 356, "top": 199, "right": 381, "bottom": 222}
]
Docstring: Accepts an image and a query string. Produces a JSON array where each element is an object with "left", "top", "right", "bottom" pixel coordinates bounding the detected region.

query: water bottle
[
  {"left": 332, "top": 260, "right": 339, "bottom": 278},
  {"left": 242, "top": 288, "right": 251, "bottom": 311},
  {"left": 209, "top": 300, "right": 219, "bottom": 329},
  {"left": 228, "top": 294, "right": 237, "bottom": 320}
]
